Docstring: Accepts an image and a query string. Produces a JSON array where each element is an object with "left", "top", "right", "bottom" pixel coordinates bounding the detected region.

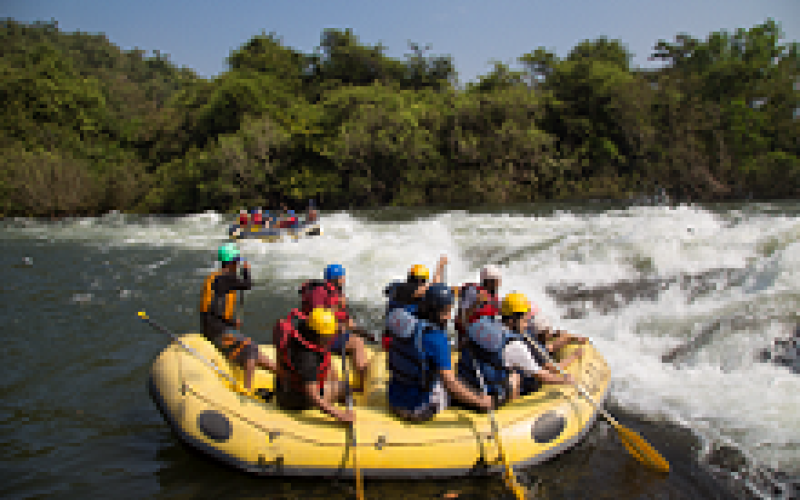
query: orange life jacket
[{"left": 199, "top": 271, "right": 236, "bottom": 321}]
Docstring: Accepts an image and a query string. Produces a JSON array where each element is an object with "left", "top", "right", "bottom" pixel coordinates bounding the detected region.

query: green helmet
[{"left": 218, "top": 243, "right": 241, "bottom": 263}]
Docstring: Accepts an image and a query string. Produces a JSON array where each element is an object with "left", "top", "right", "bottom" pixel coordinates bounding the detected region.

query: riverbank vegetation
[{"left": 1, "top": 18, "right": 797, "bottom": 217}]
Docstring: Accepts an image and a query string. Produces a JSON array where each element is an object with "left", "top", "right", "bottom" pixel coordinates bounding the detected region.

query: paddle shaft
[
  {"left": 519, "top": 329, "right": 667, "bottom": 471},
  {"left": 470, "top": 354, "right": 526, "bottom": 500},
  {"left": 341, "top": 332, "right": 364, "bottom": 500},
  {"left": 140, "top": 315, "right": 238, "bottom": 387}
]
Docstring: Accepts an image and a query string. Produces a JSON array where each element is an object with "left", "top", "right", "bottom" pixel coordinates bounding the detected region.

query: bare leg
[
  {"left": 256, "top": 352, "right": 277, "bottom": 373},
  {"left": 508, "top": 372, "right": 521, "bottom": 401},
  {"left": 346, "top": 335, "right": 368, "bottom": 390},
  {"left": 243, "top": 356, "right": 256, "bottom": 390}
]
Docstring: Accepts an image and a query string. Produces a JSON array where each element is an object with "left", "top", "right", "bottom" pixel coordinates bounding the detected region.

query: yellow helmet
[
  {"left": 501, "top": 292, "right": 530, "bottom": 316},
  {"left": 409, "top": 264, "right": 430, "bottom": 281},
  {"left": 308, "top": 308, "right": 337, "bottom": 336}
]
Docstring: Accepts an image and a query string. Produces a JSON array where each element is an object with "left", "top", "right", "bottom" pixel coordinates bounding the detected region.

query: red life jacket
[
  {"left": 455, "top": 283, "right": 500, "bottom": 335},
  {"left": 252, "top": 213, "right": 263, "bottom": 225},
  {"left": 299, "top": 279, "right": 343, "bottom": 317},
  {"left": 273, "top": 309, "right": 331, "bottom": 390},
  {"left": 239, "top": 214, "right": 249, "bottom": 225}
]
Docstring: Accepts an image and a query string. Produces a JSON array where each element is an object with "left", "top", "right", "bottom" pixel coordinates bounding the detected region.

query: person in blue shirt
[{"left": 387, "top": 283, "right": 492, "bottom": 421}]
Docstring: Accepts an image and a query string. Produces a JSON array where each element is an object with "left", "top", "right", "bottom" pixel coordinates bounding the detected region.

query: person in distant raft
[
  {"left": 387, "top": 283, "right": 492, "bottom": 421},
  {"left": 200, "top": 243, "right": 277, "bottom": 394},
  {"left": 238, "top": 209, "right": 249, "bottom": 228},
  {"left": 306, "top": 199, "right": 319, "bottom": 223},
  {"left": 299, "top": 264, "right": 369, "bottom": 391},
  {"left": 455, "top": 291, "right": 580, "bottom": 410},
  {"left": 455, "top": 265, "right": 504, "bottom": 348},
  {"left": 274, "top": 307, "right": 354, "bottom": 425},
  {"left": 251, "top": 208, "right": 264, "bottom": 228},
  {"left": 279, "top": 210, "right": 299, "bottom": 229},
  {"left": 382, "top": 255, "right": 449, "bottom": 350}
]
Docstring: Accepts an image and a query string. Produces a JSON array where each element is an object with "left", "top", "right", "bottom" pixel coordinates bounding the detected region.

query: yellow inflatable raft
[{"left": 148, "top": 334, "right": 610, "bottom": 478}]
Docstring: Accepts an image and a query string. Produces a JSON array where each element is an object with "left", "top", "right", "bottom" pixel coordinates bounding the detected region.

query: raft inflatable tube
[
  {"left": 228, "top": 223, "right": 322, "bottom": 242},
  {"left": 148, "top": 334, "right": 610, "bottom": 478}
]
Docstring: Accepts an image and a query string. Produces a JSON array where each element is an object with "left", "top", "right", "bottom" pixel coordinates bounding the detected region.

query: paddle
[
  {"left": 138, "top": 311, "right": 250, "bottom": 395},
  {"left": 519, "top": 328, "right": 670, "bottom": 474},
  {"left": 470, "top": 353, "right": 527, "bottom": 500},
  {"left": 341, "top": 329, "right": 364, "bottom": 500}
]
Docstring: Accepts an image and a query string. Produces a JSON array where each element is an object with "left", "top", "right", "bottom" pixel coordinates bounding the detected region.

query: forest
[{"left": 0, "top": 18, "right": 798, "bottom": 217}]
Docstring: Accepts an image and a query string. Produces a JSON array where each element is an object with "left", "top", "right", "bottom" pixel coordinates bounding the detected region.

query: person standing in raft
[
  {"left": 382, "top": 255, "right": 449, "bottom": 350},
  {"left": 274, "top": 307, "right": 354, "bottom": 424},
  {"left": 455, "top": 292, "right": 581, "bottom": 410},
  {"left": 456, "top": 265, "right": 504, "bottom": 349},
  {"left": 299, "top": 264, "right": 369, "bottom": 391},
  {"left": 200, "top": 243, "right": 277, "bottom": 393},
  {"left": 387, "top": 283, "right": 492, "bottom": 421}
]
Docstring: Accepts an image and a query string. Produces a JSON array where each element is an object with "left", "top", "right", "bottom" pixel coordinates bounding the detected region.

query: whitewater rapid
[{"left": 7, "top": 203, "right": 799, "bottom": 497}]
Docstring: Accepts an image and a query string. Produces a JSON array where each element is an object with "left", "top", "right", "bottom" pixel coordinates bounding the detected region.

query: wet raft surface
[{"left": 149, "top": 336, "right": 610, "bottom": 478}]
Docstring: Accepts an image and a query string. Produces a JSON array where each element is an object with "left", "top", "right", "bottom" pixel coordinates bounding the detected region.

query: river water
[{"left": 1, "top": 202, "right": 798, "bottom": 500}]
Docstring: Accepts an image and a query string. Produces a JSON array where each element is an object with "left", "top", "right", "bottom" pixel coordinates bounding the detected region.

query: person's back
[{"left": 388, "top": 283, "right": 491, "bottom": 421}]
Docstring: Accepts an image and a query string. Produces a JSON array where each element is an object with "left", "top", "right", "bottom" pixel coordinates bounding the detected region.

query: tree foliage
[{"left": 0, "top": 18, "right": 797, "bottom": 217}]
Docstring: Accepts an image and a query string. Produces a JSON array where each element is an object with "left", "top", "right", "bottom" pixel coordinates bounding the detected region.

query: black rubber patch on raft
[
  {"left": 198, "top": 410, "right": 232, "bottom": 442},
  {"left": 532, "top": 411, "right": 565, "bottom": 443}
]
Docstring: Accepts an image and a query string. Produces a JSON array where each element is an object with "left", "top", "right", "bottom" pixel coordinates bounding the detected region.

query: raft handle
[
  {"left": 269, "top": 430, "right": 281, "bottom": 443},
  {"left": 374, "top": 435, "right": 386, "bottom": 450}
]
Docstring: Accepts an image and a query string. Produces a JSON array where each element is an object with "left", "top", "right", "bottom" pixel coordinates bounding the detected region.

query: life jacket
[
  {"left": 387, "top": 314, "right": 438, "bottom": 391},
  {"left": 273, "top": 308, "right": 331, "bottom": 390},
  {"left": 199, "top": 271, "right": 236, "bottom": 321},
  {"left": 239, "top": 214, "right": 249, "bottom": 226},
  {"left": 383, "top": 281, "right": 422, "bottom": 350},
  {"left": 252, "top": 213, "right": 263, "bottom": 225},
  {"left": 455, "top": 283, "right": 500, "bottom": 337},
  {"left": 299, "top": 279, "right": 342, "bottom": 314},
  {"left": 456, "top": 317, "right": 519, "bottom": 398}
]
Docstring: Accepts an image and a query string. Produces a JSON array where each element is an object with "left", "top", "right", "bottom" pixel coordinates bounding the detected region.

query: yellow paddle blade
[
  {"left": 138, "top": 311, "right": 148, "bottom": 320},
  {"left": 615, "top": 423, "right": 670, "bottom": 474},
  {"left": 497, "top": 442, "right": 527, "bottom": 500}
]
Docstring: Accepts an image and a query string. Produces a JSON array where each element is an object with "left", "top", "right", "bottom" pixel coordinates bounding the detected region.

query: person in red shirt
[
  {"left": 251, "top": 208, "right": 263, "bottom": 227},
  {"left": 455, "top": 265, "right": 503, "bottom": 349},
  {"left": 299, "top": 264, "right": 369, "bottom": 390},
  {"left": 238, "top": 209, "right": 249, "bottom": 227}
]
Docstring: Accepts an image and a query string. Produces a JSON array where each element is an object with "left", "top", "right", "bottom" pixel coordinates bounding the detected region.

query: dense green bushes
[{"left": 1, "top": 19, "right": 797, "bottom": 217}]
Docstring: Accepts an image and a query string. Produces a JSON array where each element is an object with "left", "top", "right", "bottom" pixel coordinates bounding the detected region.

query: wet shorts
[{"left": 213, "top": 331, "right": 260, "bottom": 366}]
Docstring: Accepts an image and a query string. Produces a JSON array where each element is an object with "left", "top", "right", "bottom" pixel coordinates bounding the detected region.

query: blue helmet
[
  {"left": 324, "top": 264, "right": 346, "bottom": 280},
  {"left": 288, "top": 209, "right": 295, "bottom": 216},
  {"left": 425, "top": 283, "right": 455, "bottom": 310}
]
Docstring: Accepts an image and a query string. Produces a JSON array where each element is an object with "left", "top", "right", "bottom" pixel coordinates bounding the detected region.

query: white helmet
[{"left": 481, "top": 265, "right": 502, "bottom": 282}]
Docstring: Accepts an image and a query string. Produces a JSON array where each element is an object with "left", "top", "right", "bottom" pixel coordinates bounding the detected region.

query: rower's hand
[
  {"left": 438, "top": 255, "right": 449, "bottom": 267},
  {"left": 234, "top": 319, "right": 243, "bottom": 329},
  {"left": 242, "top": 261, "right": 251, "bottom": 270},
  {"left": 562, "top": 374, "right": 575, "bottom": 385},
  {"left": 478, "top": 394, "right": 494, "bottom": 411},
  {"left": 339, "top": 409, "right": 355, "bottom": 425}
]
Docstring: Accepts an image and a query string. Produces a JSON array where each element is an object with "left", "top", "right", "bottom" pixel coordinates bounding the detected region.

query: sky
[{"left": 3, "top": 0, "right": 798, "bottom": 83}]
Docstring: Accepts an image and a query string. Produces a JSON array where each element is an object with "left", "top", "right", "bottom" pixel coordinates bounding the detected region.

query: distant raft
[
  {"left": 148, "top": 334, "right": 611, "bottom": 478},
  {"left": 228, "top": 222, "right": 322, "bottom": 243}
]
